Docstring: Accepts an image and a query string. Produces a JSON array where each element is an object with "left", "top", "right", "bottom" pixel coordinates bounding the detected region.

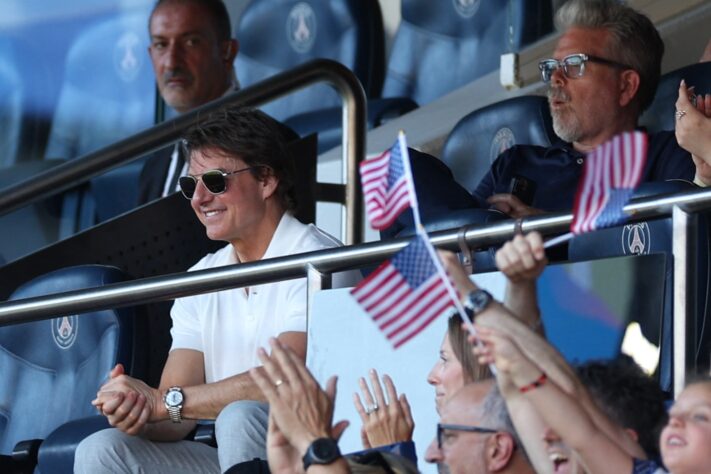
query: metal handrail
[
  {"left": 2, "top": 185, "right": 710, "bottom": 326},
  {"left": 0, "top": 59, "right": 367, "bottom": 244}
]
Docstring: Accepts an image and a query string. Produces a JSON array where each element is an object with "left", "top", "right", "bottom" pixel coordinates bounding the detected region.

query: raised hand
[{"left": 352, "top": 369, "right": 414, "bottom": 449}]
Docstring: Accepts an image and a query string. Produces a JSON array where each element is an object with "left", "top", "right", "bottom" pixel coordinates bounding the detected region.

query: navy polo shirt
[{"left": 472, "top": 130, "right": 695, "bottom": 212}]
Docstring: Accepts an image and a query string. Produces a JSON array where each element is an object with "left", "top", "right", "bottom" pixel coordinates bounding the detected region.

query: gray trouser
[{"left": 74, "top": 400, "right": 269, "bottom": 473}]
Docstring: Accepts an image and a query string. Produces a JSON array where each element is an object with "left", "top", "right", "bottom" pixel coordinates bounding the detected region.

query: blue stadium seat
[
  {"left": 378, "top": 148, "right": 506, "bottom": 272},
  {"left": 568, "top": 181, "right": 710, "bottom": 392},
  {"left": 441, "top": 95, "right": 557, "bottom": 193},
  {"left": 640, "top": 62, "right": 711, "bottom": 133},
  {"left": 236, "top": 0, "right": 385, "bottom": 122},
  {"left": 44, "top": 12, "right": 155, "bottom": 160},
  {"left": 0, "top": 265, "right": 146, "bottom": 472},
  {"left": 43, "top": 12, "right": 155, "bottom": 230},
  {"left": 0, "top": 40, "right": 23, "bottom": 169},
  {"left": 0, "top": 160, "right": 65, "bottom": 265},
  {"left": 382, "top": 0, "right": 553, "bottom": 105}
]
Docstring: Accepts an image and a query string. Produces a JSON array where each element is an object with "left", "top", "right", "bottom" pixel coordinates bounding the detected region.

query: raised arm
[
  {"left": 495, "top": 232, "right": 547, "bottom": 331},
  {"left": 353, "top": 369, "right": 414, "bottom": 449},
  {"left": 251, "top": 339, "right": 351, "bottom": 474},
  {"left": 675, "top": 79, "right": 711, "bottom": 186},
  {"left": 475, "top": 326, "right": 634, "bottom": 474}
]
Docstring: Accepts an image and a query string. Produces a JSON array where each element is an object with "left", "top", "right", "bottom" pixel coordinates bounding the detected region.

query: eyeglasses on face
[
  {"left": 437, "top": 423, "right": 498, "bottom": 449},
  {"left": 178, "top": 166, "right": 256, "bottom": 199},
  {"left": 538, "top": 53, "right": 633, "bottom": 83}
]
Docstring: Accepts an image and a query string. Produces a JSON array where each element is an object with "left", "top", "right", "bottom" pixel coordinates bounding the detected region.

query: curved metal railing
[
  {"left": 0, "top": 59, "right": 367, "bottom": 244},
  {"left": 1, "top": 185, "right": 710, "bottom": 393}
]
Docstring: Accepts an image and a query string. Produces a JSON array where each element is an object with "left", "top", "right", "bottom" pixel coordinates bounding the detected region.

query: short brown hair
[{"left": 181, "top": 108, "right": 297, "bottom": 211}]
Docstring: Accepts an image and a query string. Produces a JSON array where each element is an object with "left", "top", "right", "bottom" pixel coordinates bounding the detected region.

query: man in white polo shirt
[{"left": 75, "top": 108, "right": 358, "bottom": 473}]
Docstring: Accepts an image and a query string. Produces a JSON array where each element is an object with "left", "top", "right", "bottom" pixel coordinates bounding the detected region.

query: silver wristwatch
[{"left": 164, "top": 386, "right": 184, "bottom": 423}]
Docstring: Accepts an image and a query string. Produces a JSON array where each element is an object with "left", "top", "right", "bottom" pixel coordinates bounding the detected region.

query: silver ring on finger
[
  {"left": 274, "top": 379, "right": 284, "bottom": 388},
  {"left": 366, "top": 403, "right": 379, "bottom": 414},
  {"left": 675, "top": 109, "right": 687, "bottom": 120}
]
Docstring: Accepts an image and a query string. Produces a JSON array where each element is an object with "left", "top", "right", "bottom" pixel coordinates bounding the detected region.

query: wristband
[{"left": 519, "top": 372, "right": 547, "bottom": 393}]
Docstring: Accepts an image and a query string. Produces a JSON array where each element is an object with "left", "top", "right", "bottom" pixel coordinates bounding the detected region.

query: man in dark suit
[{"left": 137, "top": 0, "right": 240, "bottom": 204}]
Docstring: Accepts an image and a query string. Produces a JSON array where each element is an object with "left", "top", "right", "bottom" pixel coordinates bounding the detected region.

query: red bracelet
[{"left": 519, "top": 372, "right": 547, "bottom": 393}]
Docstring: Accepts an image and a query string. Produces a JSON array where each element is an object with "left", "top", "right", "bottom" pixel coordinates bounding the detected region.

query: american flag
[
  {"left": 571, "top": 131, "right": 648, "bottom": 234},
  {"left": 360, "top": 133, "right": 415, "bottom": 230},
  {"left": 350, "top": 233, "right": 455, "bottom": 349}
]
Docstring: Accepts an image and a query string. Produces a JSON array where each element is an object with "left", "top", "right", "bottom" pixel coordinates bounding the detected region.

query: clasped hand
[{"left": 92, "top": 363, "right": 161, "bottom": 435}]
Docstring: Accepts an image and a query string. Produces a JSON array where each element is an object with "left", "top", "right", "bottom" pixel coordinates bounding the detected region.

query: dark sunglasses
[
  {"left": 178, "top": 167, "right": 256, "bottom": 199},
  {"left": 437, "top": 423, "right": 498, "bottom": 449}
]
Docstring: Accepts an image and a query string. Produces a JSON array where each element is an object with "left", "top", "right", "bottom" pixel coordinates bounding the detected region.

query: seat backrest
[
  {"left": 639, "top": 62, "right": 711, "bottom": 133},
  {"left": 0, "top": 160, "right": 66, "bottom": 265},
  {"left": 441, "top": 95, "right": 557, "bottom": 193},
  {"left": 0, "top": 265, "right": 144, "bottom": 454},
  {"left": 235, "top": 0, "right": 385, "bottom": 121},
  {"left": 382, "top": 0, "right": 553, "bottom": 105},
  {"left": 0, "top": 39, "right": 23, "bottom": 168},
  {"left": 44, "top": 12, "right": 155, "bottom": 160},
  {"left": 568, "top": 181, "right": 710, "bottom": 392}
]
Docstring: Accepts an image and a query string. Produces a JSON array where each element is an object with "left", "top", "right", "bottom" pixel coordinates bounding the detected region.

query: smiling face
[
  {"left": 547, "top": 27, "right": 628, "bottom": 148},
  {"left": 187, "top": 147, "right": 277, "bottom": 249},
  {"left": 149, "top": 1, "right": 234, "bottom": 113},
  {"left": 660, "top": 382, "right": 711, "bottom": 474},
  {"left": 428, "top": 333, "right": 465, "bottom": 414}
]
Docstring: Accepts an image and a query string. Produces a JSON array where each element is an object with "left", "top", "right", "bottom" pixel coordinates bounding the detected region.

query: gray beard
[{"left": 552, "top": 110, "right": 583, "bottom": 143}]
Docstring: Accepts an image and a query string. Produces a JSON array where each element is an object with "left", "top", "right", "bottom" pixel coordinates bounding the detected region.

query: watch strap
[
  {"left": 167, "top": 405, "right": 182, "bottom": 423},
  {"left": 164, "top": 386, "right": 183, "bottom": 423}
]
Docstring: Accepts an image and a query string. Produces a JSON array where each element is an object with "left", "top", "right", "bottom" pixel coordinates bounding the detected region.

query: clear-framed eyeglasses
[{"left": 538, "top": 53, "right": 633, "bottom": 83}]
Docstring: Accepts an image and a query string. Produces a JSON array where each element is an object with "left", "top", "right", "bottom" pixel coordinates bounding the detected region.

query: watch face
[
  {"left": 468, "top": 289, "right": 492, "bottom": 313},
  {"left": 312, "top": 438, "right": 339, "bottom": 461},
  {"left": 166, "top": 389, "right": 183, "bottom": 406},
  {"left": 472, "top": 292, "right": 489, "bottom": 307}
]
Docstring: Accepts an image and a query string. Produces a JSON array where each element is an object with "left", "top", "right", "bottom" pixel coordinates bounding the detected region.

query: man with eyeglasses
[
  {"left": 431, "top": 381, "right": 533, "bottom": 474},
  {"left": 75, "top": 108, "right": 358, "bottom": 473},
  {"left": 472, "top": 0, "right": 709, "bottom": 219}
]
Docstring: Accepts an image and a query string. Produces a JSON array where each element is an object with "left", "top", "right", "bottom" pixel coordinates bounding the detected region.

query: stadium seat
[
  {"left": 43, "top": 12, "right": 155, "bottom": 229},
  {"left": 441, "top": 95, "right": 557, "bottom": 193},
  {"left": 0, "top": 160, "right": 65, "bottom": 265},
  {"left": 568, "top": 181, "right": 710, "bottom": 392},
  {"left": 236, "top": 0, "right": 385, "bottom": 122},
  {"left": 0, "top": 265, "right": 146, "bottom": 472},
  {"left": 382, "top": 0, "right": 553, "bottom": 106},
  {"left": 44, "top": 12, "right": 155, "bottom": 160},
  {"left": 0, "top": 40, "right": 23, "bottom": 169},
  {"left": 639, "top": 61, "right": 711, "bottom": 133},
  {"left": 379, "top": 148, "right": 506, "bottom": 272}
]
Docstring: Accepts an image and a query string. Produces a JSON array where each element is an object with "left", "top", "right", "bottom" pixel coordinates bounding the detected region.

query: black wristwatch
[
  {"left": 464, "top": 289, "right": 493, "bottom": 319},
  {"left": 302, "top": 438, "right": 341, "bottom": 471}
]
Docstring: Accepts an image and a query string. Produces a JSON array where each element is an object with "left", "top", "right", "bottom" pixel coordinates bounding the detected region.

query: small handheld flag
[
  {"left": 545, "top": 131, "right": 648, "bottom": 248},
  {"left": 350, "top": 233, "right": 457, "bottom": 349},
  {"left": 360, "top": 132, "right": 418, "bottom": 230},
  {"left": 571, "top": 131, "right": 648, "bottom": 233}
]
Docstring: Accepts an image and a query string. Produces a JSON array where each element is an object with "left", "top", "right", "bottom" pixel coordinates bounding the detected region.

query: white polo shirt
[{"left": 170, "top": 213, "right": 356, "bottom": 383}]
